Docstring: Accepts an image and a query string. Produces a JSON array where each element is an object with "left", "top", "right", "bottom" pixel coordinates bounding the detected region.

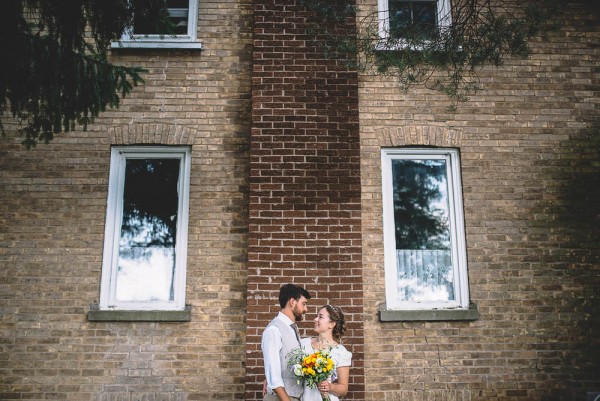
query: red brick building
[{"left": 0, "top": 1, "right": 598, "bottom": 400}]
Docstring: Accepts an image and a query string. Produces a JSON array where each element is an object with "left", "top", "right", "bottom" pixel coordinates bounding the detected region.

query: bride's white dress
[{"left": 300, "top": 337, "right": 352, "bottom": 401}]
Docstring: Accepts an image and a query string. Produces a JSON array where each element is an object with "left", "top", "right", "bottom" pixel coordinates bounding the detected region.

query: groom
[{"left": 262, "top": 283, "right": 311, "bottom": 401}]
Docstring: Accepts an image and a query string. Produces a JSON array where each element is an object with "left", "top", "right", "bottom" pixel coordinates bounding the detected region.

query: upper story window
[
  {"left": 112, "top": 0, "right": 201, "bottom": 49},
  {"left": 100, "top": 146, "right": 191, "bottom": 311},
  {"left": 381, "top": 148, "right": 469, "bottom": 310},
  {"left": 378, "top": 0, "right": 452, "bottom": 41}
]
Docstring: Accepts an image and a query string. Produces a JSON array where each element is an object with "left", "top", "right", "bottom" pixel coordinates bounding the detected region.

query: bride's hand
[{"left": 318, "top": 381, "right": 331, "bottom": 393}]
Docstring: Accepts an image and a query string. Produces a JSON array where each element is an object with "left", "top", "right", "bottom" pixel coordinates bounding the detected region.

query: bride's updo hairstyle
[{"left": 323, "top": 304, "right": 346, "bottom": 342}]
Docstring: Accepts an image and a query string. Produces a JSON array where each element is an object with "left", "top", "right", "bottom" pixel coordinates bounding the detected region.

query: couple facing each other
[{"left": 261, "top": 283, "right": 352, "bottom": 401}]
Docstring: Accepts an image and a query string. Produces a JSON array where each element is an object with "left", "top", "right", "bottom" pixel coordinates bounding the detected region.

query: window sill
[
  {"left": 374, "top": 38, "right": 429, "bottom": 51},
  {"left": 87, "top": 304, "right": 192, "bottom": 322},
  {"left": 378, "top": 303, "right": 479, "bottom": 322},
  {"left": 110, "top": 41, "right": 203, "bottom": 50}
]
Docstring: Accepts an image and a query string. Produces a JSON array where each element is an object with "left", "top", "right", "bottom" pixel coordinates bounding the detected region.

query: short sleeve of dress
[
  {"left": 300, "top": 337, "right": 314, "bottom": 353},
  {"left": 332, "top": 344, "right": 352, "bottom": 367}
]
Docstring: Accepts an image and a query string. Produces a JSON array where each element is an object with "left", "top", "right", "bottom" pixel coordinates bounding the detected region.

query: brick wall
[
  {"left": 245, "top": 0, "right": 365, "bottom": 399},
  {"left": 0, "top": 0, "right": 253, "bottom": 400},
  {"left": 1, "top": 0, "right": 598, "bottom": 400},
  {"left": 359, "top": 1, "right": 600, "bottom": 400}
]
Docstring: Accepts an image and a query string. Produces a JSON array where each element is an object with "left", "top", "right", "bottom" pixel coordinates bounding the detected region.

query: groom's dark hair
[{"left": 279, "top": 283, "right": 311, "bottom": 308}]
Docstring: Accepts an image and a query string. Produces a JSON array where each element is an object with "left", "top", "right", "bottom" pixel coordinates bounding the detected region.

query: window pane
[
  {"left": 412, "top": 2, "right": 437, "bottom": 27},
  {"left": 167, "top": 0, "right": 189, "bottom": 7},
  {"left": 165, "top": 0, "right": 190, "bottom": 35},
  {"left": 116, "top": 158, "right": 180, "bottom": 303},
  {"left": 166, "top": 9, "right": 189, "bottom": 35},
  {"left": 389, "top": 1, "right": 412, "bottom": 36},
  {"left": 391, "top": 159, "right": 454, "bottom": 302},
  {"left": 133, "top": 0, "right": 189, "bottom": 35},
  {"left": 388, "top": 0, "right": 438, "bottom": 39}
]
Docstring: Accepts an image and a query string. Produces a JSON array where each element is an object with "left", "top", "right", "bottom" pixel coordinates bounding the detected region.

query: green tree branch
[
  {"left": 300, "top": 0, "right": 561, "bottom": 108},
  {"left": 0, "top": 0, "right": 171, "bottom": 147}
]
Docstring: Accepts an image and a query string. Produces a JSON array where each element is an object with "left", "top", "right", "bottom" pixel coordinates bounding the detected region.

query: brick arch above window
[
  {"left": 107, "top": 123, "right": 197, "bottom": 146},
  {"left": 376, "top": 125, "right": 464, "bottom": 147}
]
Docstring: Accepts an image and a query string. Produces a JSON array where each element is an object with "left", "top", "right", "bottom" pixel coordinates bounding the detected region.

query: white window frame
[
  {"left": 377, "top": 0, "right": 452, "bottom": 43},
  {"left": 111, "top": 0, "right": 202, "bottom": 49},
  {"left": 100, "top": 146, "right": 191, "bottom": 311},
  {"left": 381, "top": 148, "right": 469, "bottom": 310}
]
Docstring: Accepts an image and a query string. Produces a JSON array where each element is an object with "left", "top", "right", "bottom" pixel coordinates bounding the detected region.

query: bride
[{"left": 301, "top": 304, "right": 352, "bottom": 401}]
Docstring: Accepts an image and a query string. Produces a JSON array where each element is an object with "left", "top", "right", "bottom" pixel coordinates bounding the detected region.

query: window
[
  {"left": 100, "top": 146, "right": 191, "bottom": 311},
  {"left": 112, "top": 0, "right": 201, "bottom": 49},
  {"left": 381, "top": 148, "right": 469, "bottom": 310},
  {"left": 378, "top": 0, "right": 451, "bottom": 40}
]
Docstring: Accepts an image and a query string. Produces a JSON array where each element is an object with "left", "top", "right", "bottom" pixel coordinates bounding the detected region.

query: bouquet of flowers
[{"left": 287, "top": 347, "right": 336, "bottom": 401}]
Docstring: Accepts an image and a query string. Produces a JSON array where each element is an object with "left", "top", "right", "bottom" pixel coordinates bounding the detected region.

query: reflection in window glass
[
  {"left": 116, "top": 159, "right": 180, "bottom": 303},
  {"left": 389, "top": 0, "right": 438, "bottom": 39},
  {"left": 392, "top": 159, "right": 453, "bottom": 302},
  {"left": 132, "top": 0, "right": 190, "bottom": 35},
  {"left": 392, "top": 159, "right": 450, "bottom": 250}
]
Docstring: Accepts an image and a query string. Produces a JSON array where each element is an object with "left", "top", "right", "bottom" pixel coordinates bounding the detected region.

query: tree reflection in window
[
  {"left": 132, "top": 0, "right": 180, "bottom": 35},
  {"left": 116, "top": 158, "right": 180, "bottom": 303},
  {"left": 389, "top": 0, "right": 439, "bottom": 40},
  {"left": 392, "top": 159, "right": 453, "bottom": 302},
  {"left": 392, "top": 159, "right": 450, "bottom": 250}
]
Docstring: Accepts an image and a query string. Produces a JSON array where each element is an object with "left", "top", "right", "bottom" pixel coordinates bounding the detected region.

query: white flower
[{"left": 293, "top": 364, "right": 303, "bottom": 377}]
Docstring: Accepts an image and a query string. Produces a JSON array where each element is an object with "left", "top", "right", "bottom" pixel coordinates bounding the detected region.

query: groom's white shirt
[{"left": 262, "top": 312, "right": 296, "bottom": 393}]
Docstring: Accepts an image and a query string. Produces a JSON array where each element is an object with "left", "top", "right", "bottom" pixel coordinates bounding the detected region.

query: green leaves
[{"left": 300, "top": 0, "right": 560, "bottom": 106}]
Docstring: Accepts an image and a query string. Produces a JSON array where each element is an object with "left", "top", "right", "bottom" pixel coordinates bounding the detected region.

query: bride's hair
[{"left": 323, "top": 304, "right": 346, "bottom": 342}]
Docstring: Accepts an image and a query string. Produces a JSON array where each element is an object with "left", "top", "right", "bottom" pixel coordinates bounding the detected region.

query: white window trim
[
  {"left": 381, "top": 148, "right": 469, "bottom": 310},
  {"left": 111, "top": 0, "right": 202, "bottom": 49},
  {"left": 100, "top": 146, "right": 191, "bottom": 311},
  {"left": 377, "top": 0, "right": 452, "bottom": 48}
]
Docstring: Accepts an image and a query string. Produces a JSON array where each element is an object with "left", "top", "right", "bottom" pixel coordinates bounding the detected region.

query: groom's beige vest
[{"left": 267, "top": 317, "right": 303, "bottom": 398}]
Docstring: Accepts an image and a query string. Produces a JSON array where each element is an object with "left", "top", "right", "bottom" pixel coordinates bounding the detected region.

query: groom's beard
[{"left": 293, "top": 305, "right": 304, "bottom": 321}]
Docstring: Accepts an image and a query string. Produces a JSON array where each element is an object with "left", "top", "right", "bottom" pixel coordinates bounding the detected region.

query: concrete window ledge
[
  {"left": 87, "top": 304, "right": 192, "bottom": 322},
  {"left": 379, "top": 303, "right": 479, "bottom": 322}
]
